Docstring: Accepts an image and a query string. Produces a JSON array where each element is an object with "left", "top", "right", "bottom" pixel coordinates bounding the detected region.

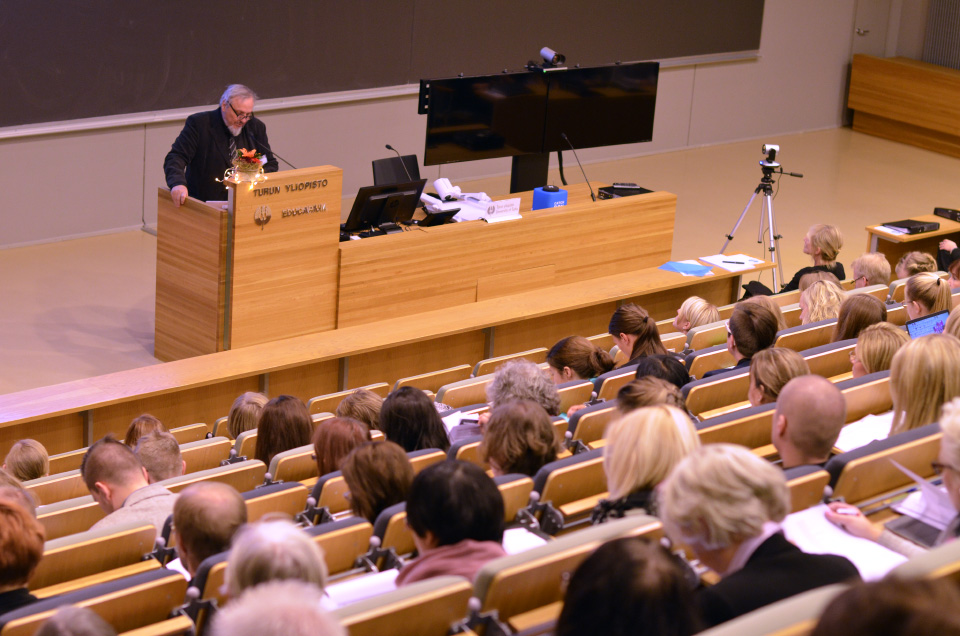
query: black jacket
[
  {"left": 163, "top": 108, "right": 278, "bottom": 203},
  {"left": 780, "top": 263, "right": 845, "bottom": 293},
  {"left": 697, "top": 532, "right": 860, "bottom": 629}
]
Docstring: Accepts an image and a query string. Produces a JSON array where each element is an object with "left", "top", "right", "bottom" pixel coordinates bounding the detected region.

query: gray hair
[
  {"left": 486, "top": 359, "right": 561, "bottom": 416},
  {"left": 226, "top": 519, "right": 328, "bottom": 597},
  {"left": 36, "top": 606, "right": 117, "bottom": 636},
  {"left": 220, "top": 84, "right": 258, "bottom": 107},
  {"left": 659, "top": 444, "right": 789, "bottom": 550},
  {"left": 211, "top": 580, "right": 344, "bottom": 636}
]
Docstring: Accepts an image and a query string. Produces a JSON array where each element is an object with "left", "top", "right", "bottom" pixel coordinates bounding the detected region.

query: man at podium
[{"left": 163, "top": 84, "right": 278, "bottom": 206}]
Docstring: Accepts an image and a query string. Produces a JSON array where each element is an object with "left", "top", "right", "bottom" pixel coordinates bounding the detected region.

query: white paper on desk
[
  {"left": 324, "top": 569, "right": 398, "bottom": 608},
  {"left": 890, "top": 460, "right": 954, "bottom": 530},
  {"left": 878, "top": 225, "right": 908, "bottom": 235},
  {"left": 699, "top": 253, "right": 763, "bottom": 273},
  {"left": 676, "top": 259, "right": 716, "bottom": 277},
  {"left": 782, "top": 503, "right": 907, "bottom": 580},
  {"left": 833, "top": 414, "right": 892, "bottom": 453},
  {"left": 442, "top": 410, "right": 478, "bottom": 433}
]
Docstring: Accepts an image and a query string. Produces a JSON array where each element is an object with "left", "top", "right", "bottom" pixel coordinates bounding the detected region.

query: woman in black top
[{"left": 780, "top": 223, "right": 845, "bottom": 292}]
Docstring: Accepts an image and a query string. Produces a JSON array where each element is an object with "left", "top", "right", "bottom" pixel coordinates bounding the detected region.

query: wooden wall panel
[
  {"left": 229, "top": 166, "right": 343, "bottom": 348},
  {"left": 625, "top": 277, "right": 739, "bottom": 322},
  {"left": 92, "top": 377, "right": 258, "bottom": 440},
  {"left": 267, "top": 360, "right": 341, "bottom": 404},
  {"left": 492, "top": 304, "right": 616, "bottom": 358},
  {"left": 0, "top": 414, "right": 85, "bottom": 458},
  {"left": 154, "top": 193, "right": 226, "bottom": 361},
  {"left": 347, "top": 332, "right": 487, "bottom": 390},
  {"left": 337, "top": 186, "right": 676, "bottom": 327}
]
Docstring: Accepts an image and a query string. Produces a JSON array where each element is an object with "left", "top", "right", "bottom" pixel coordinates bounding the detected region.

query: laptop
[
  {"left": 905, "top": 310, "right": 949, "bottom": 339},
  {"left": 882, "top": 219, "right": 940, "bottom": 235}
]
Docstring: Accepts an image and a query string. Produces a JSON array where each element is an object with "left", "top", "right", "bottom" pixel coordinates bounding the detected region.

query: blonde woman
[
  {"left": 659, "top": 444, "right": 858, "bottom": 628},
  {"left": 226, "top": 392, "right": 268, "bottom": 440},
  {"left": 837, "top": 333, "right": 960, "bottom": 452},
  {"left": 850, "top": 322, "right": 909, "bottom": 379},
  {"left": 2, "top": 440, "right": 49, "bottom": 482},
  {"left": 895, "top": 251, "right": 937, "bottom": 279},
  {"left": 826, "top": 396, "right": 960, "bottom": 557},
  {"left": 592, "top": 405, "right": 699, "bottom": 523},
  {"left": 799, "top": 280, "right": 845, "bottom": 325},
  {"left": 781, "top": 224, "right": 844, "bottom": 293},
  {"left": 672, "top": 296, "right": 721, "bottom": 335},
  {"left": 747, "top": 348, "right": 810, "bottom": 407},
  {"left": 904, "top": 272, "right": 952, "bottom": 320}
]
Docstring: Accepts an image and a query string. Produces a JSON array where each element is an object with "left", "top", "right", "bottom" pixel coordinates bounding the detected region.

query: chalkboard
[{"left": 0, "top": 0, "right": 763, "bottom": 128}]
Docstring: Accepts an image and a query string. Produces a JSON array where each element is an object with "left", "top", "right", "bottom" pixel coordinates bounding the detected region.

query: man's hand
[{"left": 171, "top": 185, "right": 188, "bottom": 207}]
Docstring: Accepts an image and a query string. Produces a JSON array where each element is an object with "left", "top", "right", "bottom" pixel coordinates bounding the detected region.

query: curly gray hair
[{"left": 486, "top": 359, "right": 561, "bottom": 416}]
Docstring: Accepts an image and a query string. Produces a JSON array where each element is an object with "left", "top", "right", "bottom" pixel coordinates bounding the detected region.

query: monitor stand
[{"left": 510, "top": 153, "right": 550, "bottom": 193}]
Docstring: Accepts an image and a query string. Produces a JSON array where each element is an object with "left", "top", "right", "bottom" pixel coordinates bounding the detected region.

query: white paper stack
[{"left": 699, "top": 253, "right": 764, "bottom": 273}]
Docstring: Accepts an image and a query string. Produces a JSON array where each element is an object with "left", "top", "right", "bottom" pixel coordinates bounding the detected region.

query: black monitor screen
[
  {"left": 424, "top": 72, "right": 548, "bottom": 166},
  {"left": 342, "top": 179, "right": 427, "bottom": 232},
  {"left": 542, "top": 62, "right": 659, "bottom": 152}
]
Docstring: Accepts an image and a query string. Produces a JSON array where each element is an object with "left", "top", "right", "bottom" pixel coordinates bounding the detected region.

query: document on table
[
  {"left": 659, "top": 260, "right": 715, "bottom": 277},
  {"left": 782, "top": 503, "right": 907, "bottom": 580},
  {"left": 890, "top": 460, "right": 955, "bottom": 531},
  {"left": 698, "top": 253, "right": 764, "bottom": 273}
]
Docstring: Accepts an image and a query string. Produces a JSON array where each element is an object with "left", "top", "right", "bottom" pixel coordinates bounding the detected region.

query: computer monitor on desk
[{"left": 342, "top": 179, "right": 427, "bottom": 233}]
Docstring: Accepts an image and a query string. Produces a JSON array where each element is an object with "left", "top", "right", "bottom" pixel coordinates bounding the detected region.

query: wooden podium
[{"left": 155, "top": 166, "right": 343, "bottom": 361}]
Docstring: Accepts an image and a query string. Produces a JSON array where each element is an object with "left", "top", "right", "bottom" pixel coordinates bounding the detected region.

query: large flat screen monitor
[{"left": 342, "top": 179, "right": 427, "bottom": 232}]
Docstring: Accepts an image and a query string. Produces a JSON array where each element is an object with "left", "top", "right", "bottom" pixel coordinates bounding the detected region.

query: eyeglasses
[
  {"left": 725, "top": 320, "right": 732, "bottom": 337},
  {"left": 228, "top": 102, "right": 253, "bottom": 122},
  {"left": 853, "top": 275, "right": 867, "bottom": 285},
  {"left": 932, "top": 461, "right": 960, "bottom": 476}
]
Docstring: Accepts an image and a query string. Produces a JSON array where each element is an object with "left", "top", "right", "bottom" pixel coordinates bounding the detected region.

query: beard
[{"left": 227, "top": 124, "right": 243, "bottom": 137}]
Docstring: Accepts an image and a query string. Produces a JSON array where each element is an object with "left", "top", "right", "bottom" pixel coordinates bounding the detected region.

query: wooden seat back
[
  {"left": 268, "top": 444, "right": 318, "bottom": 483},
  {"left": 394, "top": 364, "right": 472, "bottom": 394},
  {"left": 887, "top": 303, "right": 908, "bottom": 326},
  {"left": 37, "top": 496, "right": 105, "bottom": 541},
  {"left": 47, "top": 448, "right": 87, "bottom": 475},
  {"left": 452, "top": 439, "right": 487, "bottom": 469},
  {"left": 118, "top": 615, "right": 195, "bottom": 636},
  {"left": 307, "top": 383, "right": 390, "bottom": 415},
  {"left": 538, "top": 454, "right": 606, "bottom": 511},
  {"left": 557, "top": 380, "right": 595, "bottom": 413},
  {"left": 660, "top": 331, "right": 686, "bottom": 353},
  {"left": 833, "top": 433, "right": 942, "bottom": 504},
  {"left": 244, "top": 483, "right": 309, "bottom": 522},
  {"left": 685, "top": 373, "right": 751, "bottom": 417},
  {"left": 380, "top": 509, "right": 416, "bottom": 556},
  {"left": 688, "top": 349, "right": 737, "bottom": 381},
  {"left": 334, "top": 576, "right": 473, "bottom": 636},
  {"left": 310, "top": 520, "right": 374, "bottom": 575},
  {"left": 180, "top": 437, "right": 232, "bottom": 474},
  {"left": 168, "top": 423, "right": 209, "bottom": 444},
  {"left": 687, "top": 321, "right": 727, "bottom": 351},
  {"left": 570, "top": 404, "right": 618, "bottom": 444},
  {"left": 473, "top": 348, "right": 548, "bottom": 377},
  {"left": 435, "top": 375, "right": 494, "bottom": 409},
  {"left": 842, "top": 374, "right": 891, "bottom": 422},
  {"left": 774, "top": 321, "right": 837, "bottom": 352},
  {"left": 497, "top": 476, "right": 534, "bottom": 522},
  {"left": 595, "top": 369, "right": 637, "bottom": 402},
  {"left": 586, "top": 333, "right": 615, "bottom": 352},
  {"left": 159, "top": 460, "right": 267, "bottom": 495},
  {"left": 30, "top": 522, "right": 157, "bottom": 591},
  {"left": 786, "top": 470, "right": 830, "bottom": 513},
  {"left": 317, "top": 475, "right": 351, "bottom": 514},
  {"left": 803, "top": 342, "right": 855, "bottom": 378},
  {"left": 698, "top": 408, "right": 775, "bottom": 449},
  {"left": 234, "top": 430, "right": 257, "bottom": 459},
  {"left": 25, "top": 470, "right": 87, "bottom": 507}
]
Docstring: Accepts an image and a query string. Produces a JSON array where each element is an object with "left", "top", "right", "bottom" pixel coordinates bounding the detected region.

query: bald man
[
  {"left": 172, "top": 481, "right": 247, "bottom": 578},
  {"left": 772, "top": 375, "right": 846, "bottom": 469}
]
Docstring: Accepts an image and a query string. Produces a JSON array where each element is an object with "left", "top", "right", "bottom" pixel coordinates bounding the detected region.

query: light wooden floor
[{"left": 3, "top": 127, "right": 959, "bottom": 394}]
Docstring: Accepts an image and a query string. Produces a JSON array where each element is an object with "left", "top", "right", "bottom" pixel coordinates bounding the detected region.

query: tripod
[{"left": 721, "top": 163, "right": 784, "bottom": 290}]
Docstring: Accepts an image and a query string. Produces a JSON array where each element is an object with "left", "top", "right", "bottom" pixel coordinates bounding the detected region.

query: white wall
[{"left": 0, "top": 1, "right": 871, "bottom": 248}]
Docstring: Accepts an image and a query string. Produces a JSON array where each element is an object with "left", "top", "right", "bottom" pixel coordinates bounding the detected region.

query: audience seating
[
  {"left": 473, "top": 515, "right": 661, "bottom": 628},
  {"left": 568, "top": 402, "right": 618, "bottom": 444},
  {"left": 168, "top": 423, "right": 209, "bottom": 444},
  {"left": 593, "top": 364, "right": 639, "bottom": 402},
  {"left": 307, "top": 383, "right": 390, "bottom": 416},
  {"left": 779, "top": 303, "right": 802, "bottom": 329},
  {"left": 159, "top": 459, "right": 267, "bottom": 495},
  {"left": 333, "top": 575, "right": 473, "bottom": 636},
  {"left": 182, "top": 551, "right": 228, "bottom": 633},
  {"left": 310, "top": 471, "right": 350, "bottom": 515},
  {"left": 889, "top": 536, "right": 960, "bottom": 584},
  {"left": 773, "top": 318, "right": 837, "bottom": 352},
  {"left": 372, "top": 502, "right": 415, "bottom": 559},
  {"left": 850, "top": 283, "right": 891, "bottom": 302},
  {"left": 473, "top": 348, "right": 548, "bottom": 377},
  {"left": 494, "top": 474, "right": 536, "bottom": 523},
  {"left": 697, "top": 583, "right": 848, "bottom": 636},
  {"left": 36, "top": 495, "right": 105, "bottom": 541},
  {"left": 180, "top": 437, "right": 232, "bottom": 473},
  {"left": 447, "top": 436, "right": 486, "bottom": 468},
  {"left": 24, "top": 470, "right": 87, "bottom": 506},
  {"left": 29, "top": 521, "right": 156, "bottom": 592},
  {"left": 682, "top": 368, "right": 751, "bottom": 417},
  {"left": 233, "top": 430, "right": 257, "bottom": 459},
  {"left": 240, "top": 481, "right": 310, "bottom": 522},
  {"left": 305, "top": 517, "right": 375, "bottom": 576},
  {"left": 267, "top": 444, "right": 317, "bottom": 483},
  {"left": 686, "top": 320, "right": 727, "bottom": 351},
  {"left": 118, "top": 615, "right": 195, "bottom": 636},
  {"left": 530, "top": 449, "right": 606, "bottom": 534},
  {"left": 660, "top": 331, "right": 686, "bottom": 353},
  {"left": 435, "top": 376, "right": 493, "bottom": 409},
  {"left": 685, "top": 345, "right": 736, "bottom": 380},
  {"left": 393, "top": 365, "right": 472, "bottom": 394},
  {"left": 696, "top": 403, "right": 776, "bottom": 449},
  {"left": 586, "top": 333, "right": 615, "bottom": 352},
  {"left": 784, "top": 467, "right": 830, "bottom": 513},
  {"left": 834, "top": 371, "right": 891, "bottom": 422},
  {"left": 827, "top": 423, "right": 941, "bottom": 502},
  {"left": 47, "top": 448, "right": 87, "bottom": 475},
  {"left": 212, "top": 415, "right": 229, "bottom": 438},
  {"left": 556, "top": 379, "right": 595, "bottom": 414},
  {"left": 801, "top": 339, "right": 856, "bottom": 379},
  {"left": 0, "top": 569, "right": 188, "bottom": 636},
  {"left": 887, "top": 302, "right": 907, "bottom": 326},
  {"left": 311, "top": 412, "right": 335, "bottom": 428}
]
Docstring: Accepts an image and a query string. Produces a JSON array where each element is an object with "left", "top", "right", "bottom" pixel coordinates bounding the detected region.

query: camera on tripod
[{"left": 760, "top": 144, "right": 780, "bottom": 168}]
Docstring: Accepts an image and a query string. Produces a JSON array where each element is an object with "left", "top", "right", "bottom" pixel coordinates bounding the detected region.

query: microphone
[
  {"left": 385, "top": 144, "right": 414, "bottom": 182},
  {"left": 560, "top": 133, "right": 596, "bottom": 202},
  {"left": 251, "top": 135, "right": 297, "bottom": 170}
]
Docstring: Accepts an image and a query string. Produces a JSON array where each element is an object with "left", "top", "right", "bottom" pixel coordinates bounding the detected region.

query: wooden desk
[
  {"left": 865, "top": 214, "right": 960, "bottom": 265},
  {"left": 849, "top": 54, "right": 960, "bottom": 158},
  {"left": 0, "top": 259, "right": 770, "bottom": 454}
]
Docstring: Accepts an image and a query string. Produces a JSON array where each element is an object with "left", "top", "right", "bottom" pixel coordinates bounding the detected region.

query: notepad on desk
[{"left": 699, "top": 253, "right": 764, "bottom": 273}]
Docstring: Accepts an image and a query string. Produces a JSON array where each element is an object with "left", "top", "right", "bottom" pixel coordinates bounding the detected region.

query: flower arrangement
[{"left": 234, "top": 148, "right": 264, "bottom": 171}]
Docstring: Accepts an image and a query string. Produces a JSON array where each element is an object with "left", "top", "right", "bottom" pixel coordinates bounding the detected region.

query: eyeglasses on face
[
  {"left": 932, "top": 461, "right": 960, "bottom": 476},
  {"left": 229, "top": 102, "right": 253, "bottom": 122}
]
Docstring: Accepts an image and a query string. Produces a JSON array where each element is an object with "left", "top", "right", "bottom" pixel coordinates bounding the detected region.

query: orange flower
[{"left": 240, "top": 148, "right": 258, "bottom": 159}]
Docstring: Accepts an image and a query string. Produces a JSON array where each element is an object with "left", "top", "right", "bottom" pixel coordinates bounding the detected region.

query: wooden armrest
[{"left": 507, "top": 601, "right": 563, "bottom": 635}]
